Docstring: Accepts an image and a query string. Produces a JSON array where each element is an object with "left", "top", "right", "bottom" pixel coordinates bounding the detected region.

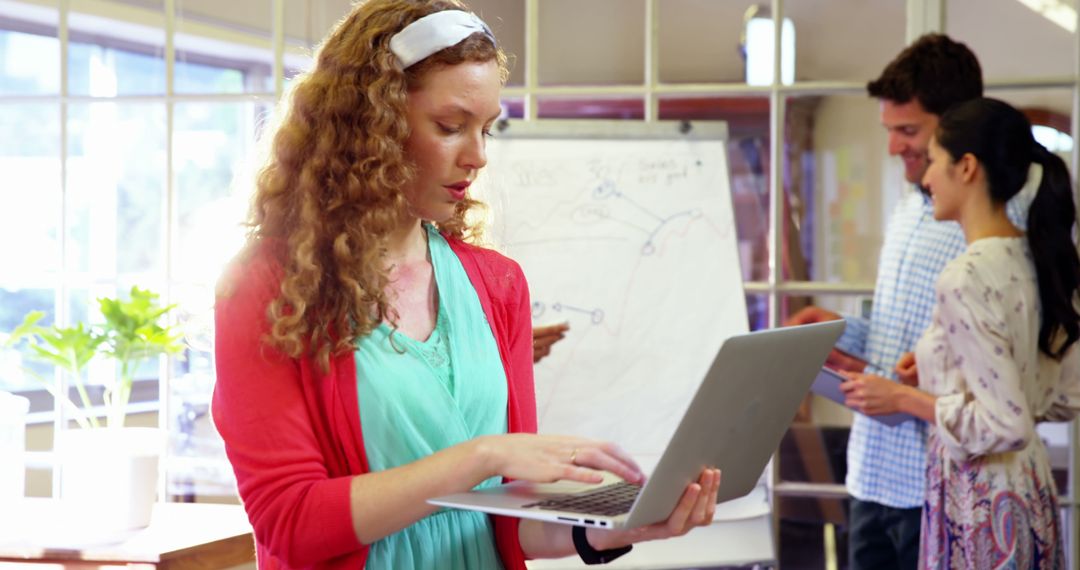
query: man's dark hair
[{"left": 867, "top": 33, "right": 982, "bottom": 116}]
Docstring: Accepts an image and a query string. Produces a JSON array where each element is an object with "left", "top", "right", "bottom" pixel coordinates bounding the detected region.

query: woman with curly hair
[
  {"left": 840, "top": 98, "right": 1080, "bottom": 569},
  {"left": 211, "top": 1, "right": 720, "bottom": 568}
]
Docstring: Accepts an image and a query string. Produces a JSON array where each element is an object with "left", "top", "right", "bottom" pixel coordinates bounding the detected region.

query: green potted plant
[
  {"left": 3, "top": 286, "right": 185, "bottom": 532},
  {"left": 4, "top": 286, "right": 185, "bottom": 429}
]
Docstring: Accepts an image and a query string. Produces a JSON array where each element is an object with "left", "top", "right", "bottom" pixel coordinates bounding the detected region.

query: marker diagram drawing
[{"left": 480, "top": 138, "right": 748, "bottom": 462}]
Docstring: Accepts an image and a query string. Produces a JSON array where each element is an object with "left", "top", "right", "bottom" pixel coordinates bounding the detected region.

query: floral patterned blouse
[{"left": 914, "top": 237, "right": 1080, "bottom": 569}]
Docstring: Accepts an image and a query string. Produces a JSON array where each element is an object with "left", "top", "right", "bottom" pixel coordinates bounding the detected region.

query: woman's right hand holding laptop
[{"left": 581, "top": 467, "right": 721, "bottom": 552}]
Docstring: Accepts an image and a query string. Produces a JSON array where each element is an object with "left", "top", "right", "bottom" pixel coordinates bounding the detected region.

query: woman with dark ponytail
[{"left": 840, "top": 97, "right": 1080, "bottom": 569}]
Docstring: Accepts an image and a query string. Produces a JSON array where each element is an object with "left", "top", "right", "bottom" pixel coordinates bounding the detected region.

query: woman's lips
[{"left": 446, "top": 183, "right": 469, "bottom": 201}]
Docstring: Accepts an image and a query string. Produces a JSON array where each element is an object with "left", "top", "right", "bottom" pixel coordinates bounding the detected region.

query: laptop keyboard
[{"left": 523, "top": 481, "right": 642, "bottom": 516}]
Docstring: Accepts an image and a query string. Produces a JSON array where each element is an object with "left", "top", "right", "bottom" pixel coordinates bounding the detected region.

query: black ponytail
[
  {"left": 1027, "top": 144, "right": 1080, "bottom": 359},
  {"left": 937, "top": 98, "right": 1080, "bottom": 359}
]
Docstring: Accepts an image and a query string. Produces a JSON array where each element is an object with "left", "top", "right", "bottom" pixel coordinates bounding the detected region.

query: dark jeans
[{"left": 849, "top": 498, "right": 921, "bottom": 570}]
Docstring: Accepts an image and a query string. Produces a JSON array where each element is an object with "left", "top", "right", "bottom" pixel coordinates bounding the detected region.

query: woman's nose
[{"left": 459, "top": 131, "right": 487, "bottom": 171}]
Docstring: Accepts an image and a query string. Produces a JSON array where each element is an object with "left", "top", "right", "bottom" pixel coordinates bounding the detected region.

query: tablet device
[
  {"left": 810, "top": 367, "right": 914, "bottom": 426},
  {"left": 820, "top": 345, "right": 889, "bottom": 371}
]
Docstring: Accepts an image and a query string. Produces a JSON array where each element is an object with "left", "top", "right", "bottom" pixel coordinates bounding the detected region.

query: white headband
[{"left": 389, "top": 10, "right": 495, "bottom": 69}]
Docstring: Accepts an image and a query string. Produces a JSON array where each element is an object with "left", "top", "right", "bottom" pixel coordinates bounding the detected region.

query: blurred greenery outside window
[{"left": 0, "top": 19, "right": 260, "bottom": 414}]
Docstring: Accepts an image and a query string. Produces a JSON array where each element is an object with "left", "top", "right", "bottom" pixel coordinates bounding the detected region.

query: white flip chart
[{"left": 479, "top": 121, "right": 749, "bottom": 467}]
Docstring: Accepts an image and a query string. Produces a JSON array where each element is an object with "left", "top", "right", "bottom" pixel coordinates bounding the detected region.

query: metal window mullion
[
  {"left": 765, "top": 89, "right": 785, "bottom": 326},
  {"left": 1071, "top": 417, "right": 1080, "bottom": 570},
  {"left": 643, "top": 0, "right": 658, "bottom": 122},
  {"left": 52, "top": 0, "right": 71, "bottom": 501},
  {"left": 1070, "top": 10, "right": 1080, "bottom": 570},
  {"left": 524, "top": 0, "right": 538, "bottom": 121},
  {"left": 767, "top": 0, "right": 784, "bottom": 329},
  {"left": 1068, "top": 8, "right": 1080, "bottom": 570},
  {"left": 159, "top": 0, "right": 176, "bottom": 504},
  {"left": 0, "top": 93, "right": 279, "bottom": 104},
  {"left": 766, "top": 0, "right": 785, "bottom": 561},
  {"left": 985, "top": 76, "right": 1080, "bottom": 90},
  {"left": 743, "top": 281, "right": 876, "bottom": 296},
  {"left": 272, "top": 0, "right": 284, "bottom": 99},
  {"left": 905, "top": 0, "right": 944, "bottom": 41}
]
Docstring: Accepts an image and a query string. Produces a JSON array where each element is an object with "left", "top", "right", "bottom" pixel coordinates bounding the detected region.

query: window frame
[
  {"left": 0, "top": 0, "right": 288, "bottom": 502},
  {"left": 2, "top": 0, "right": 1078, "bottom": 566}
]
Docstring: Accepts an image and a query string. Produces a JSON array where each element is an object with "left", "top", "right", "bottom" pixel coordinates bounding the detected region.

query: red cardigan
[{"left": 212, "top": 235, "right": 536, "bottom": 569}]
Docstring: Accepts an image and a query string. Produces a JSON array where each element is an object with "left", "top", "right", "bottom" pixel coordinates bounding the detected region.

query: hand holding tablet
[{"left": 810, "top": 367, "right": 914, "bottom": 426}]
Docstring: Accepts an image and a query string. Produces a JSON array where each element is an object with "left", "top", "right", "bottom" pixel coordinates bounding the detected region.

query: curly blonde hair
[{"left": 244, "top": 0, "right": 507, "bottom": 372}]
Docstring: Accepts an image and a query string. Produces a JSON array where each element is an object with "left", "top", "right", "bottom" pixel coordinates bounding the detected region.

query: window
[
  {"left": 3, "top": 2, "right": 1078, "bottom": 565},
  {"left": 0, "top": 0, "right": 296, "bottom": 500}
]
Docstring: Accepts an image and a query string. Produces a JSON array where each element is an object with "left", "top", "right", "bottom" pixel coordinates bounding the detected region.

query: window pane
[
  {"left": 68, "top": 1, "right": 166, "bottom": 96},
  {"left": 0, "top": 288, "right": 57, "bottom": 394},
  {"left": 781, "top": 292, "right": 870, "bottom": 326},
  {"left": 0, "top": 103, "right": 61, "bottom": 278},
  {"left": 501, "top": 98, "right": 524, "bottom": 119},
  {"left": 784, "top": 0, "right": 905, "bottom": 82},
  {"left": 786, "top": 93, "right": 890, "bottom": 284},
  {"left": 987, "top": 87, "right": 1073, "bottom": 134},
  {"left": 175, "top": 1, "right": 273, "bottom": 94},
  {"left": 745, "top": 293, "right": 768, "bottom": 332},
  {"left": 167, "top": 280, "right": 231, "bottom": 499},
  {"left": 470, "top": 0, "right": 525, "bottom": 87},
  {"left": 167, "top": 101, "right": 270, "bottom": 499},
  {"left": 777, "top": 493, "right": 849, "bottom": 569},
  {"left": 282, "top": 0, "right": 327, "bottom": 81},
  {"left": 658, "top": 0, "right": 760, "bottom": 85},
  {"left": 69, "top": 283, "right": 166, "bottom": 393},
  {"left": 538, "top": 0, "right": 644, "bottom": 86},
  {"left": 0, "top": 4, "right": 60, "bottom": 96},
  {"left": 175, "top": 56, "right": 250, "bottom": 94},
  {"left": 66, "top": 103, "right": 166, "bottom": 281},
  {"left": 535, "top": 96, "right": 644, "bottom": 120},
  {"left": 778, "top": 292, "right": 868, "bottom": 475},
  {"left": 659, "top": 96, "right": 772, "bottom": 284},
  {"left": 949, "top": 0, "right": 1077, "bottom": 80},
  {"left": 1038, "top": 422, "right": 1072, "bottom": 497},
  {"left": 989, "top": 87, "right": 1073, "bottom": 210},
  {"left": 0, "top": 102, "right": 60, "bottom": 396},
  {"left": 173, "top": 102, "right": 269, "bottom": 286}
]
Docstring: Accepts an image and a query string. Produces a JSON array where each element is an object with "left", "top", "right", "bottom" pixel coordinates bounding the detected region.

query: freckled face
[
  {"left": 922, "top": 136, "right": 964, "bottom": 221},
  {"left": 401, "top": 60, "right": 502, "bottom": 223},
  {"left": 880, "top": 99, "right": 939, "bottom": 185}
]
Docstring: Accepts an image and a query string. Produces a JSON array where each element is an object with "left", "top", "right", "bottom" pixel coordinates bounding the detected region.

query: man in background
[{"left": 787, "top": 34, "right": 986, "bottom": 570}]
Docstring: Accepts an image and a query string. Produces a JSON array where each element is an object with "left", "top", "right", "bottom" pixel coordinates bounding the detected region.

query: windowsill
[
  {"left": 25, "top": 399, "right": 161, "bottom": 426},
  {"left": 9, "top": 379, "right": 162, "bottom": 425}
]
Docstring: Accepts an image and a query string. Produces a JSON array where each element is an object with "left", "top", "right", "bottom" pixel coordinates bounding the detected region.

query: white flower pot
[
  {"left": 0, "top": 392, "right": 29, "bottom": 502},
  {"left": 58, "top": 427, "right": 163, "bottom": 533}
]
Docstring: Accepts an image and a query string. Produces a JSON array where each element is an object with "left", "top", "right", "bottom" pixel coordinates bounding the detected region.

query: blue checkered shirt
[{"left": 840, "top": 188, "right": 1028, "bottom": 508}]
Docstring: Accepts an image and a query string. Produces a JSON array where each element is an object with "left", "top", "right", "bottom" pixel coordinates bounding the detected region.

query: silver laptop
[{"left": 428, "top": 320, "right": 845, "bottom": 530}]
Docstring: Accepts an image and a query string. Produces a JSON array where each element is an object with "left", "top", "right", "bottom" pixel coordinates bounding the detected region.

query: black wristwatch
[{"left": 572, "top": 525, "right": 633, "bottom": 565}]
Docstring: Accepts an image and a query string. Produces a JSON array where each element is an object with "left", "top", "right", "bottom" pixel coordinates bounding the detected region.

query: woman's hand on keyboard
[{"left": 472, "top": 433, "right": 645, "bottom": 485}]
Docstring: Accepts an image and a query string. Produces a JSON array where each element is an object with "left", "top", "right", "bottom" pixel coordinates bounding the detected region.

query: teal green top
[{"left": 356, "top": 224, "right": 508, "bottom": 570}]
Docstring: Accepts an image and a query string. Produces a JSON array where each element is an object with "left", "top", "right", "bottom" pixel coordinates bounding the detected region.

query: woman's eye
[{"left": 437, "top": 123, "right": 461, "bottom": 134}]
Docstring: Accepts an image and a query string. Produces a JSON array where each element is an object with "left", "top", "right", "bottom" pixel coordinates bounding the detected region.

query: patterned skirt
[{"left": 920, "top": 433, "right": 1065, "bottom": 569}]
